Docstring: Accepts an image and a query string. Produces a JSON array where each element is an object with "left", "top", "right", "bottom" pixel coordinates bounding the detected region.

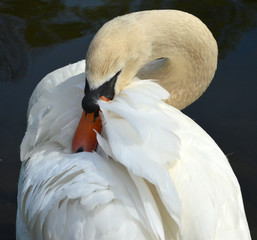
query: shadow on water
[
  {"left": 0, "top": 0, "right": 256, "bottom": 82},
  {"left": 0, "top": 0, "right": 256, "bottom": 239}
]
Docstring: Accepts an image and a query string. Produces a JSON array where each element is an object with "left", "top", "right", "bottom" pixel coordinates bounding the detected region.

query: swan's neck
[
  {"left": 131, "top": 11, "right": 218, "bottom": 110},
  {"left": 137, "top": 36, "right": 217, "bottom": 109},
  {"left": 87, "top": 10, "right": 218, "bottom": 110}
]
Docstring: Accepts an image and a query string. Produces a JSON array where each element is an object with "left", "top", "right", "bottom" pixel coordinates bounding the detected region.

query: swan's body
[{"left": 17, "top": 10, "right": 251, "bottom": 240}]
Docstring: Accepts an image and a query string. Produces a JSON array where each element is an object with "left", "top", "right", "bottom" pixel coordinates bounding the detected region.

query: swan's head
[
  {"left": 72, "top": 14, "right": 149, "bottom": 153},
  {"left": 85, "top": 14, "right": 150, "bottom": 93}
]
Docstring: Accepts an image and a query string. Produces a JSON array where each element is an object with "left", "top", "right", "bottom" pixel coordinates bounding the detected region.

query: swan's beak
[{"left": 72, "top": 111, "right": 102, "bottom": 153}]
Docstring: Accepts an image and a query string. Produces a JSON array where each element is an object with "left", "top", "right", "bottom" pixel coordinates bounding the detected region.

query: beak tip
[
  {"left": 74, "top": 147, "right": 84, "bottom": 153},
  {"left": 72, "top": 111, "right": 102, "bottom": 154}
]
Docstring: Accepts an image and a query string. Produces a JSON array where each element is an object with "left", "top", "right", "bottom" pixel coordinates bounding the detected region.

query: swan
[{"left": 16, "top": 10, "right": 251, "bottom": 240}]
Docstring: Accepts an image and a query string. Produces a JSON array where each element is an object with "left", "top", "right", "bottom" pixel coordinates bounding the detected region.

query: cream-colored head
[{"left": 86, "top": 10, "right": 218, "bottom": 109}]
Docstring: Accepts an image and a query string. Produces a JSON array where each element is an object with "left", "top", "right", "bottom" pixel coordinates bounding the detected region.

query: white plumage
[{"left": 17, "top": 60, "right": 251, "bottom": 239}]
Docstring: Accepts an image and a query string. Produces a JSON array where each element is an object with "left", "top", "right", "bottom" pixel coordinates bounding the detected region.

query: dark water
[{"left": 0, "top": 0, "right": 256, "bottom": 239}]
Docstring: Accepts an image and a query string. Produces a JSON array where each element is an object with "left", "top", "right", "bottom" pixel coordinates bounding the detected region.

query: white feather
[{"left": 17, "top": 60, "right": 251, "bottom": 240}]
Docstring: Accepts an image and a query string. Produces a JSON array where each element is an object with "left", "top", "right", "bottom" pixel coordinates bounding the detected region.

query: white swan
[{"left": 17, "top": 10, "right": 251, "bottom": 240}]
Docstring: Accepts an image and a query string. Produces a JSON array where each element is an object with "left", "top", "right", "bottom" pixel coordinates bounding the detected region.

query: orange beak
[
  {"left": 72, "top": 111, "right": 102, "bottom": 152},
  {"left": 72, "top": 96, "right": 110, "bottom": 153}
]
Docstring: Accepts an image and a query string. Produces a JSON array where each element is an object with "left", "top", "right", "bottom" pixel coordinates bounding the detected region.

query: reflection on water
[
  {"left": 0, "top": 0, "right": 256, "bottom": 81},
  {"left": 0, "top": 0, "right": 256, "bottom": 239},
  {"left": 0, "top": 15, "right": 27, "bottom": 82},
  {"left": 0, "top": 0, "right": 256, "bottom": 50},
  {"left": 0, "top": 0, "right": 256, "bottom": 82}
]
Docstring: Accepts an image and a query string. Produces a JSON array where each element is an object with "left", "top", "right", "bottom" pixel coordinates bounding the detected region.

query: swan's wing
[
  {"left": 20, "top": 62, "right": 85, "bottom": 161},
  {"left": 97, "top": 80, "right": 251, "bottom": 240},
  {"left": 98, "top": 80, "right": 182, "bottom": 239},
  {"left": 27, "top": 60, "right": 85, "bottom": 116},
  {"left": 163, "top": 104, "right": 252, "bottom": 240},
  {"left": 17, "top": 150, "right": 165, "bottom": 240}
]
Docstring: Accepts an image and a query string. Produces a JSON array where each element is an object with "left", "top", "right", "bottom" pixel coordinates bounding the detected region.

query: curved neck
[
  {"left": 117, "top": 11, "right": 218, "bottom": 109},
  {"left": 86, "top": 10, "right": 218, "bottom": 110}
]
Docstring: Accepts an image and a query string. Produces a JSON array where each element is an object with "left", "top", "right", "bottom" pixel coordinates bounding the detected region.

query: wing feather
[{"left": 17, "top": 62, "right": 251, "bottom": 240}]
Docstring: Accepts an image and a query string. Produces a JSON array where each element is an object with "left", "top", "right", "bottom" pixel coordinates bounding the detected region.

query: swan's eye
[
  {"left": 98, "top": 70, "right": 121, "bottom": 100},
  {"left": 82, "top": 71, "right": 121, "bottom": 113}
]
